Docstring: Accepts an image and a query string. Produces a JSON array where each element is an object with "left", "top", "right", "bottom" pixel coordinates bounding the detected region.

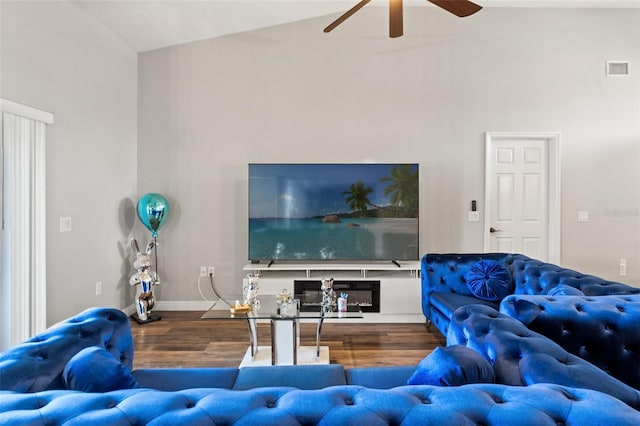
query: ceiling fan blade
[
  {"left": 427, "top": 0, "right": 482, "bottom": 17},
  {"left": 324, "top": 0, "right": 372, "bottom": 33},
  {"left": 389, "top": 0, "right": 403, "bottom": 38}
]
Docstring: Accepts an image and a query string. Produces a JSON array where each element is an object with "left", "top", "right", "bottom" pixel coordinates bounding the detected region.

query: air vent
[{"left": 606, "top": 61, "right": 630, "bottom": 76}]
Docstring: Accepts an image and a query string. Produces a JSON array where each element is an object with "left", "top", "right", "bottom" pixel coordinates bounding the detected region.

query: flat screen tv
[{"left": 248, "top": 163, "right": 419, "bottom": 262}]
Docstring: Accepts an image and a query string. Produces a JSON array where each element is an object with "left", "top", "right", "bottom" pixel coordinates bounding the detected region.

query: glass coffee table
[{"left": 201, "top": 296, "right": 363, "bottom": 366}]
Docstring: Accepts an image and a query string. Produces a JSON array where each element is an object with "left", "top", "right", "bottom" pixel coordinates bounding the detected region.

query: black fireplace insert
[{"left": 294, "top": 280, "right": 380, "bottom": 312}]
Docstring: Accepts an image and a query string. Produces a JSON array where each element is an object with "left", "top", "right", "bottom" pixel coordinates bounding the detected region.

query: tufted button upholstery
[
  {"left": 3, "top": 306, "right": 640, "bottom": 424},
  {"left": 500, "top": 294, "right": 640, "bottom": 389},
  {"left": 421, "top": 254, "right": 525, "bottom": 309},
  {"left": 0, "top": 308, "right": 133, "bottom": 392},
  {"left": 447, "top": 304, "right": 640, "bottom": 410},
  {"left": 421, "top": 253, "right": 639, "bottom": 336},
  {"left": 1, "top": 384, "right": 639, "bottom": 425},
  {"left": 421, "top": 253, "right": 529, "bottom": 334},
  {"left": 508, "top": 260, "right": 640, "bottom": 296}
]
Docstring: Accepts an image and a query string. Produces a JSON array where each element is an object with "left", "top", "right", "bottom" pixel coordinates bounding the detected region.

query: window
[{"left": 1, "top": 99, "right": 53, "bottom": 350}]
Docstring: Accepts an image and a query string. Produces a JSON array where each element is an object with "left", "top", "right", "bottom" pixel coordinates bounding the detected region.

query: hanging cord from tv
[{"left": 197, "top": 273, "right": 231, "bottom": 310}]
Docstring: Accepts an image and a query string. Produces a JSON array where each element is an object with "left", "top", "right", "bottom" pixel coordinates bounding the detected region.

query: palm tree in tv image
[
  {"left": 342, "top": 180, "right": 375, "bottom": 215},
  {"left": 380, "top": 164, "right": 419, "bottom": 217},
  {"left": 341, "top": 164, "right": 418, "bottom": 218}
]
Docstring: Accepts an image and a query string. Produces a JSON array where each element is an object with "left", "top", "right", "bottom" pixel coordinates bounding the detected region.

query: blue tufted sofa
[
  {"left": 420, "top": 253, "right": 640, "bottom": 337},
  {"left": 500, "top": 293, "right": 640, "bottom": 389},
  {"left": 3, "top": 307, "right": 640, "bottom": 424},
  {"left": 447, "top": 303, "right": 640, "bottom": 410}
]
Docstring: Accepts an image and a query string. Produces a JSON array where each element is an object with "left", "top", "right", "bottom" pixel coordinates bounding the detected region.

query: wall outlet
[
  {"left": 59, "top": 216, "right": 72, "bottom": 232},
  {"left": 208, "top": 266, "right": 215, "bottom": 277},
  {"left": 200, "top": 266, "right": 207, "bottom": 277},
  {"left": 619, "top": 259, "right": 627, "bottom": 276},
  {"left": 577, "top": 211, "right": 589, "bottom": 222},
  {"left": 95, "top": 281, "right": 102, "bottom": 295}
]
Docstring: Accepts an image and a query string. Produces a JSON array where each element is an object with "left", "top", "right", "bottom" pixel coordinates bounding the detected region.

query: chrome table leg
[
  {"left": 246, "top": 317, "right": 257, "bottom": 357},
  {"left": 316, "top": 317, "right": 324, "bottom": 357}
]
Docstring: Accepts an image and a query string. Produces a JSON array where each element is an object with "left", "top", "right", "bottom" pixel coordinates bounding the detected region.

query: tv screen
[{"left": 248, "top": 163, "right": 419, "bottom": 262}]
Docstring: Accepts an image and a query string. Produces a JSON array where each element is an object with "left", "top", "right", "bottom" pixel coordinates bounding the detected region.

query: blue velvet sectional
[
  {"left": 1, "top": 307, "right": 639, "bottom": 424},
  {"left": 421, "top": 253, "right": 640, "bottom": 337},
  {"left": 500, "top": 293, "right": 640, "bottom": 389},
  {"left": 420, "top": 253, "right": 640, "bottom": 416},
  {"left": 2, "top": 251, "right": 640, "bottom": 424},
  {"left": 448, "top": 303, "right": 640, "bottom": 410}
]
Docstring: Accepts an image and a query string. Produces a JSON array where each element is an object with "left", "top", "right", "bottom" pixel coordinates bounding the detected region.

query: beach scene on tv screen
[{"left": 249, "top": 163, "right": 419, "bottom": 261}]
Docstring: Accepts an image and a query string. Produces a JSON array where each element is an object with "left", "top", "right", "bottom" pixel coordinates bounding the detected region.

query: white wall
[
  {"left": 1, "top": 1, "right": 138, "bottom": 324},
  {"left": 1, "top": 4, "right": 638, "bottom": 323},
  {"left": 138, "top": 7, "right": 640, "bottom": 305}
]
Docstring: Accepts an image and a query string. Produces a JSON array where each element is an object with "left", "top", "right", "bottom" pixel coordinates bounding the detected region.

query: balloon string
[{"left": 154, "top": 235, "right": 159, "bottom": 284}]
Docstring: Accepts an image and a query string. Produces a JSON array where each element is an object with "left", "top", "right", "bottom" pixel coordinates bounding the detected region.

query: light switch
[
  {"left": 59, "top": 217, "right": 72, "bottom": 232},
  {"left": 468, "top": 211, "right": 480, "bottom": 222},
  {"left": 577, "top": 211, "right": 589, "bottom": 222}
]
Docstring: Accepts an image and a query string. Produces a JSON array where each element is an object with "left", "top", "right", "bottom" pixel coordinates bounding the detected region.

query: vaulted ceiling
[{"left": 75, "top": 0, "right": 639, "bottom": 52}]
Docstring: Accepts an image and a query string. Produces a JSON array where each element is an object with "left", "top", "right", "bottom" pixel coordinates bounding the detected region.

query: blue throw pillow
[
  {"left": 63, "top": 346, "right": 139, "bottom": 392},
  {"left": 466, "top": 260, "right": 513, "bottom": 301},
  {"left": 407, "top": 345, "right": 495, "bottom": 386}
]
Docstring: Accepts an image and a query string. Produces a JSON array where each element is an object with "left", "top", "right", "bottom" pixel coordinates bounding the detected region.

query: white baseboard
[
  {"left": 125, "top": 300, "right": 236, "bottom": 313},
  {"left": 122, "top": 305, "right": 137, "bottom": 316},
  {"left": 154, "top": 300, "right": 213, "bottom": 311}
]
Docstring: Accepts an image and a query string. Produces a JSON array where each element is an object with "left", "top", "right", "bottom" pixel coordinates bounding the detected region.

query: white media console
[{"left": 242, "top": 261, "right": 423, "bottom": 323}]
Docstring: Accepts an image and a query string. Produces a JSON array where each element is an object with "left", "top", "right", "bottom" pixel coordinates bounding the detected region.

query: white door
[{"left": 484, "top": 132, "right": 561, "bottom": 263}]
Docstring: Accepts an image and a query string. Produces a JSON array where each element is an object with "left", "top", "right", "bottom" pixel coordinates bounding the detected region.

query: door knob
[{"left": 489, "top": 227, "right": 502, "bottom": 233}]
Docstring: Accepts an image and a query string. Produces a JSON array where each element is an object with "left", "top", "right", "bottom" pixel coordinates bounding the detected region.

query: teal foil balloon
[{"left": 137, "top": 193, "right": 169, "bottom": 238}]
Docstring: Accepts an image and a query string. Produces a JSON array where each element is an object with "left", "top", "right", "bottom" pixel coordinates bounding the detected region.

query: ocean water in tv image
[{"left": 249, "top": 217, "right": 419, "bottom": 260}]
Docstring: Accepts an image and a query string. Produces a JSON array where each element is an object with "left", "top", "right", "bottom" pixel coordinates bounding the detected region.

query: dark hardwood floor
[{"left": 130, "top": 311, "right": 445, "bottom": 369}]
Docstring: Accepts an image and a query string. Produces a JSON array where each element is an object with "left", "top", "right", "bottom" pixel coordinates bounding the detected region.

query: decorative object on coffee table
[
  {"left": 277, "top": 289, "right": 295, "bottom": 315},
  {"left": 244, "top": 274, "right": 260, "bottom": 306},
  {"left": 230, "top": 302, "right": 252, "bottom": 314}
]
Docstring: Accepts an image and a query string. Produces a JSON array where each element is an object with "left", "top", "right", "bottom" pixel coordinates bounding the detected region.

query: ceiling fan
[{"left": 324, "top": 0, "right": 482, "bottom": 38}]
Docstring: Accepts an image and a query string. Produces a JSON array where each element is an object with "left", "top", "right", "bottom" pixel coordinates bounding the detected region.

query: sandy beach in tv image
[{"left": 249, "top": 164, "right": 419, "bottom": 261}]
